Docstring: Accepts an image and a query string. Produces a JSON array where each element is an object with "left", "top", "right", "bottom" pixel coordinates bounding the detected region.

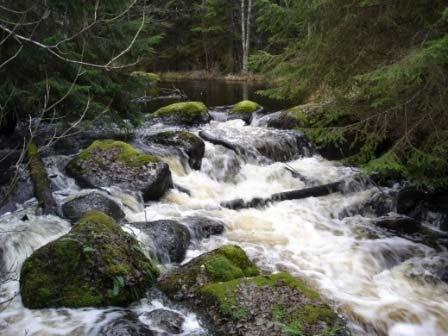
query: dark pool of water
[{"left": 158, "top": 80, "right": 289, "bottom": 113}]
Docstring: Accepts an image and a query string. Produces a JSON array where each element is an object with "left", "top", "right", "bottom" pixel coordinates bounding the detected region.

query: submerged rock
[
  {"left": 150, "top": 101, "right": 210, "bottom": 125},
  {"left": 20, "top": 211, "right": 159, "bottom": 309},
  {"left": 228, "top": 100, "right": 262, "bottom": 124},
  {"left": 66, "top": 140, "right": 172, "bottom": 202},
  {"left": 158, "top": 245, "right": 347, "bottom": 336},
  {"left": 158, "top": 245, "right": 259, "bottom": 300},
  {"left": 62, "top": 191, "right": 125, "bottom": 223},
  {"left": 142, "top": 309, "right": 185, "bottom": 334},
  {"left": 374, "top": 215, "right": 422, "bottom": 234},
  {"left": 144, "top": 131, "right": 205, "bottom": 170},
  {"left": 98, "top": 312, "right": 154, "bottom": 336},
  {"left": 131, "top": 220, "right": 191, "bottom": 264},
  {"left": 181, "top": 216, "right": 225, "bottom": 239}
]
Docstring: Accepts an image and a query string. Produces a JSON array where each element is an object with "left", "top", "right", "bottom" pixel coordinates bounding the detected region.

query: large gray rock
[
  {"left": 62, "top": 192, "right": 125, "bottom": 223},
  {"left": 131, "top": 220, "right": 190, "bottom": 264},
  {"left": 181, "top": 216, "right": 225, "bottom": 239},
  {"left": 144, "top": 131, "right": 205, "bottom": 170},
  {"left": 66, "top": 140, "right": 172, "bottom": 202}
]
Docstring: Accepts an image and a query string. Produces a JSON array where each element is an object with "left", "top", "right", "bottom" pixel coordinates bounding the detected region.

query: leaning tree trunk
[{"left": 27, "top": 141, "right": 58, "bottom": 215}]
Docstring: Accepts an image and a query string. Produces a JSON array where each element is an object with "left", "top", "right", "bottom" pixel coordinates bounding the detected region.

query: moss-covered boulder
[
  {"left": 158, "top": 245, "right": 348, "bottom": 336},
  {"left": 228, "top": 100, "right": 262, "bottom": 124},
  {"left": 200, "top": 273, "right": 347, "bottom": 336},
  {"left": 150, "top": 101, "right": 210, "bottom": 125},
  {"left": 144, "top": 131, "right": 205, "bottom": 170},
  {"left": 20, "top": 211, "right": 159, "bottom": 309},
  {"left": 158, "top": 245, "right": 260, "bottom": 300},
  {"left": 66, "top": 140, "right": 172, "bottom": 201}
]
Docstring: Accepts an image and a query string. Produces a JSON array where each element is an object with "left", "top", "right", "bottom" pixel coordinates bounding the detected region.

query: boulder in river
[
  {"left": 62, "top": 191, "right": 125, "bottom": 223},
  {"left": 158, "top": 245, "right": 259, "bottom": 300},
  {"left": 144, "top": 131, "right": 205, "bottom": 170},
  {"left": 200, "top": 123, "right": 313, "bottom": 162},
  {"left": 150, "top": 101, "right": 210, "bottom": 125},
  {"left": 158, "top": 245, "right": 347, "bottom": 336},
  {"left": 142, "top": 309, "right": 185, "bottom": 334},
  {"left": 374, "top": 215, "right": 422, "bottom": 234},
  {"left": 181, "top": 216, "right": 225, "bottom": 239},
  {"left": 227, "top": 100, "right": 262, "bottom": 124},
  {"left": 131, "top": 220, "right": 191, "bottom": 264},
  {"left": 66, "top": 140, "right": 172, "bottom": 202},
  {"left": 98, "top": 312, "right": 154, "bottom": 336},
  {"left": 20, "top": 211, "right": 159, "bottom": 309}
]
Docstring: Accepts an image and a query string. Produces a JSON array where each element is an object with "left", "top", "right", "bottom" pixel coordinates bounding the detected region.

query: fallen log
[
  {"left": 221, "top": 180, "right": 345, "bottom": 210},
  {"left": 27, "top": 141, "right": 58, "bottom": 215}
]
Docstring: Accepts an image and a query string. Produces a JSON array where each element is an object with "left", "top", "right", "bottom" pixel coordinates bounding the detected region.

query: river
[{"left": 0, "top": 83, "right": 447, "bottom": 336}]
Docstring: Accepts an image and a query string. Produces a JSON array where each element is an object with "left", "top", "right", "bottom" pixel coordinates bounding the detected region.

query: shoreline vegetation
[{"left": 158, "top": 70, "right": 266, "bottom": 83}]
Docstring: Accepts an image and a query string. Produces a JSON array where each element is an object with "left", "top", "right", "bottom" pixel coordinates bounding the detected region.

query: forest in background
[{"left": 1, "top": 0, "right": 447, "bottom": 189}]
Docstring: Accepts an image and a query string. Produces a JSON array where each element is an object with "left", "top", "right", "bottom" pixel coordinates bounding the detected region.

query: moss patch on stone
[
  {"left": 199, "top": 272, "right": 341, "bottom": 335},
  {"left": 158, "top": 245, "right": 259, "bottom": 299},
  {"left": 20, "top": 211, "right": 159, "bottom": 309},
  {"left": 76, "top": 140, "right": 159, "bottom": 168},
  {"left": 153, "top": 102, "right": 207, "bottom": 118},
  {"left": 230, "top": 100, "right": 261, "bottom": 114}
]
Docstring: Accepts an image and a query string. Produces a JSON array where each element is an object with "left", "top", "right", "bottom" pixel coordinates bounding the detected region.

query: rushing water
[{"left": 1, "top": 114, "right": 448, "bottom": 335}]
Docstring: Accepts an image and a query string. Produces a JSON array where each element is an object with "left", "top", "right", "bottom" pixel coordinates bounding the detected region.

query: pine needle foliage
[{"left": 252, "top": 0, "right": 448, "bottom": 189}]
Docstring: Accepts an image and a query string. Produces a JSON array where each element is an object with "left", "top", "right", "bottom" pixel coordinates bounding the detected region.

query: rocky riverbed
[{"left": 0, "top": 101, "right": 447, "bottom": 336}]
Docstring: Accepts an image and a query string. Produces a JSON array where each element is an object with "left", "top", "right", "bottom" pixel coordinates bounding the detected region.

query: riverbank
[{"left": 159, "top": 70, "right": 266, "bottom": 83}]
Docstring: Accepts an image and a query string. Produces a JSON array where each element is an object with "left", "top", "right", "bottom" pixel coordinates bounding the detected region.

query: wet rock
[
  {"left": 338, "top": 188, "right": 396, "bottom": 219},
  {"left": 98, "top": 312, "right": 154, "bottom": 336},
  {"left": 227, "top": 100, "right": 263, "bottom": 124},
  {"left": 158, "top": 245, "right": 348, "bottom": 336},
  {"left": 182, "top": 216, "right": 225, "bottom": 239},
  {"left": 62, "top": 192, "right": 125, "bottom": 223},
  {"left": 257, "top": 110, "right": 302, "bottom": 129},
  {"left": 144, "top": 131, "right": 205, "bottom": 170},
  {"left": 20, "top": 211, "right": 159, "bottom": 309},
  {"left": 158, "top": 245, "right": 260, "bottom": 301},
  {"left": 200, "top": 124, "right": 313, "bottom": 162},
  {"left": 199, "top": 273, "right": 349, "bottom": 336},
  {"left": 374, "top": 215, "right": 422, "bottom": 234},
  {"left": 131, "top": 220, "right": 190, "bottom": 264},
  {"left": 396, "top": 187, "right": 426, "bottom": 218},
  {"left": 149, "top": 101, "right": 210, "bottom": 126},
  {"left": 142, "top": 309, "right": 185, "bottom": 334},
  {"left": 66, "top": 140, "right": 172, "bottom": 202}
]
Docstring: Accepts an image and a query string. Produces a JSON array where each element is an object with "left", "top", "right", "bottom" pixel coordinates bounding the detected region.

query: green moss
[
  {"left": 76, "top": 140, "right": 159, "bottom": 168},
  {"left": 20, "top": 211, "right": 159, "bottom": 309},
  {"left": 251, "top": 272, "right": 320, "bottom": 301},
  {"left": 231, "top": 100, "right": 261, "bottom": 114},
  {"left": 153, "top": 101, "right": 207, "bottom": 118},
  {"left": 200, "top": 278, "right": 247, "bottom": 320},
  {"left": 158, "top": 245, "right": 259, "bottom": 298},
  {"left": 273, "top": 304, "right": 340, "bottom": 336},
  {"left": 199, "top": 272, "right": 327, "bottom": 326},
  {"left": 205, "top": 256, "right": 244, "bottom": 282}
]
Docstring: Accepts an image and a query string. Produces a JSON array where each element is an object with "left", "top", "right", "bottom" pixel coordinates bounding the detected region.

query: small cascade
[{"left": 1, "top": 109, "right": 447, "bottom": 336}]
